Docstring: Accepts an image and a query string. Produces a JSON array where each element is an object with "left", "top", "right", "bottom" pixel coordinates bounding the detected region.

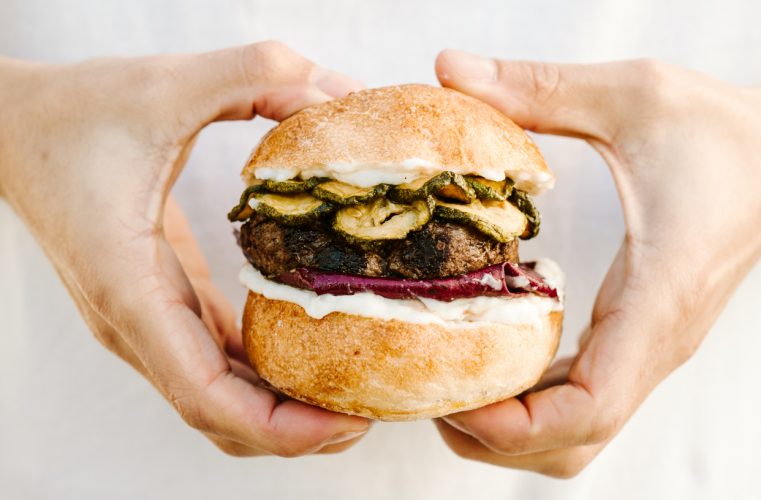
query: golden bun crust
[
  {"left": 242, "top": 291, "right": 563, "bottom": 421},
  {"left": 243, "top": 84, "right": 553, "bottom": 194}
]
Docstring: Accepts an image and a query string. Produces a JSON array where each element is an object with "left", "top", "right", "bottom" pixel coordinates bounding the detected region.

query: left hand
[{"left": 432, "top": 49, "right": 761, "bottom": 477}]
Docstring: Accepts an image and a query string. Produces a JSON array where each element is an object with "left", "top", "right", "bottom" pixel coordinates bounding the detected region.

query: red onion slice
[{"left": 277, "top": 262, "right": 558, "bottom": 302}]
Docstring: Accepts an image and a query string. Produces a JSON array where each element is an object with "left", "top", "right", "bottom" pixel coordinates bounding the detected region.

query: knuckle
[
  {"left": 212, "top": 440, "right": 253, "bottom": 458},
  {"left": 675, "top": 334, "right": 703, "bottom": 366},
  {"left": 522, "top": 62, "right": 563, "bottom": 106},
  {"left": 634, "top": 58, "right": 669, "bottom": 84},
  {"left": 543, "top": 458, "right": 588, "bottom": 479},
  {"left": 630, "top": 58, "right": 680, "bottom": 107},
  {"left": 270, "top": 442, "right": 311, "bottom": 458},
  {"left": 82, "top": 282, "right": 114, "bottom": 319},
  {"left": 243, "top": 40, "right": 302, "bottom": 77},
  {"left": 448, "top": 442, "right": 480, "bottom": 461},
  {"left": 586, "top": 412, "right": 621, "bottom": 444},
  {"left": 235, "top": 41, "right": 315, "bottom": 119},
  {"left": 450, "top": 420, "right": 532, "bottom": 456},
  {"left": 170, "top": 393, "right": 212, "bottom": 433},
  {"left": 251, "top": 40, "right": 291, "bottom": 58},
  {"left": 91, "top": 325, "right": 119, "bottom": 352},
  {"left": 74, "top": 292, "right": 126, "bottom": 354},
  {"left": 663, "top": 289, "right": 705, "bottom": 366},
  {"left": 484, "top": 434, "right": 528, "bottom": 456}
]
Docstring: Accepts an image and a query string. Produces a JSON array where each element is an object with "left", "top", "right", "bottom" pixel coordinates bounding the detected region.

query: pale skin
[
  {"left": 433, "top": 49, "right": 761, "bottom": 476},
  {"left": 0, "top": 42, "right": 370, "bottom": 457},
  {"left": 1, "top": 43, "right": 759, "bottom": 473}
]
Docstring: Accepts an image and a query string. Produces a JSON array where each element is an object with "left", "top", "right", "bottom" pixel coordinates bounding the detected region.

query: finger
[
  {"left": 435, "top": 420, "right": 604, "bottom": 478},
  {"left": 525, "top": 356, "right": 573, "bottom": 393},
  {"left": 163, "top": 196, "right": 252, "bottom": 365},
  {"left": 58, "top": 272, "right": 149, "bottom": 378},
  {"left": 316, "top": 433, "right": 368, "bottom": 454},
  {"left": 163, "top": 196, "right": 210, "bottom": 280},
  {"left": 578, "top": 324, "right": 593, "bottom": 349},
  {"left": 61, "top": 250, "right": 241, "bottom": 413},
  {"left": 204, "top": 420, "right": 369, "bottom": 457},
  {"left": 203, "top": 432, "right": 266, "bottom": 457},
  {"left": 440, "top": 313, "right": 633, "bottom": 455},
  {"left": 521, "top": 327, "right": 590, "bottom": 395},
  {"left": 441, "top": 379, "right": 599, "bottom": 455},
  {"left": 228, "top": 357, "right": 262, "bottom": 387},
  {"left": 164, "top": 196, "right": 239, "bottom": 350},
  {"left": 224, "top": 324, "right": 250, "bottom": 366},
  {"left": 439, "top": 247, "right": 663, "bottom": 455},
  {"left": 435, "top": 49, "right": 655, "bottom": 142},
  {"left": 130, "top": 278, "right": 369, "bottom": 457},
  {"left": 172, "top": 41, "right": 364, "bottom": 123},
  {"left": 163, "top": 196, "right": 245, "bottom": 364},
  {"left": 78, "top": 236, "right": 369, "bottom": 457}
]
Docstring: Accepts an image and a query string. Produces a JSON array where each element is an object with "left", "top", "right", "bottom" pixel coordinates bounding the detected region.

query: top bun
[{"left": 243, "top": 84, "right": 554, "bottom": 194}]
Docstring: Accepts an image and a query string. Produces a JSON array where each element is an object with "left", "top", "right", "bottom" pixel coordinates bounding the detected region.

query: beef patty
[{"left": 239, "top": 215, "right": 519, "bottom": 279}]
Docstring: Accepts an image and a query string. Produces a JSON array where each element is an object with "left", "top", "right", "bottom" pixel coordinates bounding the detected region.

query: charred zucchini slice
[
  {"left": 434, "top": 199, "right": 527, "bottom": 243},
  {"left": 388, "top": 176, "right": 431, "bottom": 203},
  {"left": 509, "top": 189, "right": 541, "bottom": 239},
  {"left": 466, "top": 176, "right": 514, "bottom": 201},
  {"left": 389, "top": 171, "right": 476, "bottom": 203},
  {"left": 312, "top": 181, "right": 389, "bottom": 205},
  {"left": 252, "top": 192, "right": 334, "bottom": 225},
  {"left": 425, "top": 172, "right": 476, "bottom": 203},
  {"left": 262, "top": 177, "right": 327, "bottom": 194},
  {"left": 333, "top": 197, "right": 432, "bottom": 247},
  {"left": 227, "top": 180, "right": 265, "bottom": 222}
]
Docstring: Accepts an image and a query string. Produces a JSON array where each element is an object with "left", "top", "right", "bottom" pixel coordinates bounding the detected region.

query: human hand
[
  {"left": 433, "top": 50, "right": 761, "bottom": 476},
  {"left": 0, "top": 42, "right": 370, "bottom": 456}
]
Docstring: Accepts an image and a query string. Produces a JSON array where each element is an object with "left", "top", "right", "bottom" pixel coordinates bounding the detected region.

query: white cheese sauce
[
  {"left": 252, "top": 158, "right": 554, "bottom": 194},
  {"left": 239, "top": 258, "right": 564, "bottom": 327}
]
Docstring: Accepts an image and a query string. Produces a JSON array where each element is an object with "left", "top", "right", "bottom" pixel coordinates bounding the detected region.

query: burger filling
[
  {"left": 238, "top": 216, "right": 519, "bottom": 279},
  {"left": 230, "top": 172, "right": 555, "bottom": 302}
]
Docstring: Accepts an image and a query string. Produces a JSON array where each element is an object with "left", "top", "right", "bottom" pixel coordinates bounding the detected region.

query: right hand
[
  {"left": 0, "top": 42, "right": 369, "bottom": 457},
  {"left": 433, "top": 50, "right": 761, "bottom": 476}
]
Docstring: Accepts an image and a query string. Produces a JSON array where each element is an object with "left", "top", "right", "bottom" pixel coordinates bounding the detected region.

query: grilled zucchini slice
[
  {"left": 262, "top": 177, "right": 327, "bottom": 194},
  {"left": 227, "top": 181, "right": 265, "bottom": 222},
  {"left": 509, "top": 189, "right": 541, "bottom": 239},
  {"left": 426, "top": 171, "right": 476, "bottom": 203},
  {"left": 434, "top": 199, "right": 527, "bottom": 243},
  {"left": 389, "top": 171, "right": 476, "bottom": 203},
  {"left": 312, "top": 181, "right": 389, "bottom": 205},
  {"left": 466, "top": 176, "right": 514, "bottom": 201},
  {"left": 333, "top": 197, "right": 432, "bottom": 247},
  {"left": 388, "top": 176, "right": 431, "bottom": 203},
  {"left": 252, "top": 192, "right": 334, "bottom": 225}
]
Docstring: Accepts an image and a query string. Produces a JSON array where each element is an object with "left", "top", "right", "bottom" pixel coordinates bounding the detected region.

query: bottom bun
[{"left": 242, "top": 291, "right": 563, "bottom": 421}]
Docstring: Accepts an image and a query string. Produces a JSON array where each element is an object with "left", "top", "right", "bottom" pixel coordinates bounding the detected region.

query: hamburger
[{"left": 228, "top": 84, "right": 564, "bottom": 421}]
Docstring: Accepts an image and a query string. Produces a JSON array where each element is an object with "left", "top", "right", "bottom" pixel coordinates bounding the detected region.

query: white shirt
[{"left": 1, "top": 1, "right": 760, "bottom": 498}]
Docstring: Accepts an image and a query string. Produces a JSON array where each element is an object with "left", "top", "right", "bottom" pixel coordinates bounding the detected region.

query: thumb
[
  {"left": 170, "top": 41, "right": 363, "bottom": 123},
  {"left": 436, "top": 49, "right": 635, "bottom": 141}
]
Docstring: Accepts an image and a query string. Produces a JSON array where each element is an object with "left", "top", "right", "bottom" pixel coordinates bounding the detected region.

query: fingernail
[
  {"left": 322, "top": 430, "right": 367, "bottom": 446},
  {"left": 313, "top": 68, "right": 365, "bottom": 98},
  {"left": 443, "top": 49, "right": 497, "bottom": 83},
  {"left": 441, "top": 416, "right": 472, "bottom": 435}
]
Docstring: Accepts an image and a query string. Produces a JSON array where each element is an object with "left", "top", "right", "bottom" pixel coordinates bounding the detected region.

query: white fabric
[{"left": 1, "top": 1, "right": 760, "bottom": 498}]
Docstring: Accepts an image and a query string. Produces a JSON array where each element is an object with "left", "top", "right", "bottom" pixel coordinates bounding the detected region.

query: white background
[{"left": 1, "top": 1, "right": 760, "bottom": 499}]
